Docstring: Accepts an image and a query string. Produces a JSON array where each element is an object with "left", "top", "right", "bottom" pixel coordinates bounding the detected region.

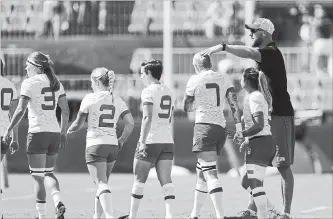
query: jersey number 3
[
  {"left": 1, "top": 88, "right": 13, "bottom": 110},
  {"left": 158, "top": 95, "right": 173, "bottom": 123},
  {"left": 41, "top": 87, "right": 56, "bottom": 110},
  {"left": 99, "top": 104, "right": 116, "bottom": 128}
]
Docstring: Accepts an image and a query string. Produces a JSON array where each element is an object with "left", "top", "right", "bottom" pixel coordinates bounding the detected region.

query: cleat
[
  {"left": 55, "top": 201, "right": 66, "bottom": 219},
  {"left": 276, "top": 214, "right": 292, "bottom": 219},
  {"left": 187, "top": 217, "right": 198, "bottom": 219},
  {"left": 267, "top": 208, "right": 281, "bottom": 219},
  {"left": 236, "top": 210, "right": 257, "bottom": 219},
  {"left": 118, "top": 215, "right": 129, "bottom": 219}
]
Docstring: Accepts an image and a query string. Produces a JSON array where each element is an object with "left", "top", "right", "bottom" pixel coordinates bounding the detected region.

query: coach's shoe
[
  {"left": 236, "top": 210, "right": 257, "bottom": 218},
  {"left": 187, "top": 216, "right": 198, "bottom": 219},
  {"left": 55, "top": 201, "right": 66, "bottom": 219},
  {"left": 118, "top": 215, "right": 129, "bottom": 219}
]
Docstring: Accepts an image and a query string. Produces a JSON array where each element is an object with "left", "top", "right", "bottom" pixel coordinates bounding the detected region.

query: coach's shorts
[
  {"left": 27, "top": 132, "right": 60, "bottom": 155},
  {"left": 85, "top": 144, "right": 119, "bottom": 164},
  {"left": 246, "top": 135, "right": 276, "bottom": 166},
  {"left": 192, "top": 123, "right": 227, "bottom": 155},
  {"left": 271, "top": 116, "right": 295, "bottom": 167},
  {"left": 135, "top": 143, "right": 174, "bottom": 163}
]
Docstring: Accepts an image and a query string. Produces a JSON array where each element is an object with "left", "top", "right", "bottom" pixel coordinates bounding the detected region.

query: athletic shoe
[
  {"left": 236, "top": 210, "right": 257, "bottom": 218},
  {"left": 55, "top": 201, "right": 66, "bottom": 219},
  {"left": 118, "top": 215, "right": 129, "bottom": 219},
  {"left": 276, "top": 214, "right": 292, "bottom": 219},
  {"left": 267, "top": 208, "right": 281, "bottom": 219}
]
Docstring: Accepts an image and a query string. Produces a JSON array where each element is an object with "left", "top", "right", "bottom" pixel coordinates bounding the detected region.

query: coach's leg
[
  {"left": 156, "top": 159, "right": 175, "bottom": 219},
  {"left": 190, "top": 162, "right": 208, "bottom": 218},
  {"left": 278, "top": 166, "right": 294, "bottom": 215},
  {"left": 198, "top": 151, "right": 224, "bottom": 219},
  {"left": 88, "top": 161, "right": 114, "bottom": 219},
  {"left": 28, "top": 154, "right": 47, "bottom": 219},
  {"left": 129, "top": 158, "right": 152, "bottom": 219},
  {"left": 272, "top": 116, "right": 295, "bottom": 216}
]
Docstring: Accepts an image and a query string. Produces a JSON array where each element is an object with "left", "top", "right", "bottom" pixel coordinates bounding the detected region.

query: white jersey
[
  {"left": 185, "top": 70, "right": 233, "bottom": 127},
  {"left": 0, "top": 76, "right": 18, "bottom": 135},
  {"left": 243, "top": 91, "right": 271, "bottom": 138},
  {"left": 140, "top": 83, "right": 174, "bottom": 144},
  {"left": 79, "top": 91, "right": 130, "bottom": 147},
  {"left": 20, "top": 74, "right": 66, "bottom": 133}
]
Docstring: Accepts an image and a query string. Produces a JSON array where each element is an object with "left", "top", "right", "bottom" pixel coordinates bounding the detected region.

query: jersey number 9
[
  {"left": 1, "top": 88, "right": 13, "bottom": 110},
  {"left": 41, "top": 87, "right": 56, "bottom": 110},
  {"left": 158, "top": 95, "right": 173, "bottom": 123},
  {"left": 99, "top": 104, "right": 116, "bottom": 128}
]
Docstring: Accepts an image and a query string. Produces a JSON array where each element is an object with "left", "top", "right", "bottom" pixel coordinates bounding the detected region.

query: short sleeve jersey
[
  {"left": 20, "top": 74, "right": 66, "bottom": 133},
  {"left": 140, "top": 83, "right": 174, "bottom": 144},
  {"left": 0, "top": 76, "right": 18, "bottom": 135},
  {"left": 79, "top": 91, "right": 130, "bottom": 147},
  {"left": 257, "top": 42, "right": 294, "bottom": 116},
  {"left": 243, "top": 91, "right": 271, "bottom": 138},
  {"left": 185, "top": 70, "right": 233, "bottom": 127}
]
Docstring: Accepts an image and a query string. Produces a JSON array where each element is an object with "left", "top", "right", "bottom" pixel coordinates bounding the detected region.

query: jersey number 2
[
  {"left": 206, "top": 83, "right": 220, "bottom": 106},
  {"left": 99, "top": 104, "right": 115, "bottom": 128},
  {"left": 1, "top": 88, "right": 13, "bottom": 110},
  {"left": 41, "top": 87, "right": 56, "bottom": 110},
  {"left": 158, "top": 95, "right": 173, "bottom": 123}
]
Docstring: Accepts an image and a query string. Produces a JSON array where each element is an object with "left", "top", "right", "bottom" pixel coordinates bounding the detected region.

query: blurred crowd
[{"left": 2, "top": 0, "right": 107, "bottom": 39}]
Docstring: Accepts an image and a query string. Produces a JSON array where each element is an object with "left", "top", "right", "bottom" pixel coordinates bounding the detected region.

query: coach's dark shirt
[{"left": 257, "top": 42, "right": 294, "bottom": 116}]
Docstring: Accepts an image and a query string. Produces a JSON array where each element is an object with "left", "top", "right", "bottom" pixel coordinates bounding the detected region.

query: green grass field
[{"left": 2, "top": 173, "right": 332, "bottom": 218}]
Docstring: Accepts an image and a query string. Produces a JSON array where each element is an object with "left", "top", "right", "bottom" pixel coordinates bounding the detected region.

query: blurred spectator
[
  {"left": 143, "top": 0, "right": 157, "bottom": 35},
  {"left": 310, "top": 4, "right": 332, "bottom": 77},
  {"left": 204, "top": 0, "right": 233, "bottom": 39},
  {"left": 183, "top": 2, "right": 197, "bottom": 31},
  {"left": 98, "top": 1, "right": 107, "bottom": 32},
  {"left": 38, "top": 0, "right": 66, "bottom": 39},
  {"left": 3, "top": 3, "right": 18, "bottom": 31}
]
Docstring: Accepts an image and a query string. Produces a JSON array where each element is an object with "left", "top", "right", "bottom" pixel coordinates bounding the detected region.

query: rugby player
[
  {"left": 4, "top": 52, "right": 70, "bottom": 219},
  {"left": 67, "top": 68, "right": 134, "bottom": 219}
]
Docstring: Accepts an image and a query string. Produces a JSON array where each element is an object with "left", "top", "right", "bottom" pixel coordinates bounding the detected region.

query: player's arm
[
  {"left": 67, "top": 111, "right": 87, "bottom": 134},
  {"left": 201, "top": 44, "right": 262, "bottom": 62},
  {"left": 58, "top": 95, "right": 70, "bottom": 134},
  {"left": 118, "top": 112, "right": 134, "bottom": 146},
  {"left": 139, "top": 103, "right": 153, "bottom": 144},
  {"left": 242, "top": 112, "right": 264, "bottom": 137},
  {"left": 9, "top": 98, "right": 18, "bottom": 142},
  {"left": 242, "top": 95, "right": 265, "bottom": 137},
  {"left": 183, "top": 94, "right": 195, "bottom": 112},
  {"left": 6, "top": 96, "right": 29, "bottom": 133},
  {"left": 183, "top": 76, "right": 196, "bottom": 112},
  {"left": 225, "top": 87, "right": 242, "bottom": 132}
]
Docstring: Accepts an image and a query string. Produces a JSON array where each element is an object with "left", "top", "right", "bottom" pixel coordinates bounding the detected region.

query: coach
[{"left": 201, "top": 18, "right": 295, "bottom": 219}]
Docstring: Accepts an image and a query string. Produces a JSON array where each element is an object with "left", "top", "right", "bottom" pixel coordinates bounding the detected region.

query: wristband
[
  {"left": 235, "top": 123, "right": 243, "bottom": 137},
  {"left": 220, "top": 43, "right": 226, "bottom": 51}
]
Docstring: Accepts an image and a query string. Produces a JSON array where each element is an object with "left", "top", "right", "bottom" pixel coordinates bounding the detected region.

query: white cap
[{"left": 245, "top": 18, "right": 275, "bottom": 35}]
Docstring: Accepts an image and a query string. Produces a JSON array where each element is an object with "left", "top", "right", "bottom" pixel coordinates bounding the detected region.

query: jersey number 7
[
  {"left": 206, "top": 83, "right": 220, "bottom": 106},
  {"left": 1, "top": 88, "right": 13, "bottom": 110},
  {"left": 158, "top": 95, "right": 173, "bottom": 123}
]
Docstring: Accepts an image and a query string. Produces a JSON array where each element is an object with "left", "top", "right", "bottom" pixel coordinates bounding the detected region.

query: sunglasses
[{"left": 250, "top": 28, "right": 263, "bottom": 34}]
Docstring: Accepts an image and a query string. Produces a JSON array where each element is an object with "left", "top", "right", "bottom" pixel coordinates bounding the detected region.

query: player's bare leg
[
  {"left": 190, "top": 162, "right": 207, "bottom": 219},
  {"left": 28, "top": 154, "right": 47, "bottom": 219},
  {"left": 156, "top": 159, "right": 175, "bottom": 219},
  {"left": 128, "top": 159, "right": 151, "bottom": 219},
  {"left": 87, "top": 162, "right": 114, "bottom": 219},
  {"left": 277, "top": 166, "right": 294, "bottom": 219},
  {"left": 45, "top": 154, "right": 66, "bottom": 219},
  {"left": 93, "top": 161, "right": 115, "bottom": 219},
  {"left": 197, "top": 151, "right": 224, "bottom": 219}
]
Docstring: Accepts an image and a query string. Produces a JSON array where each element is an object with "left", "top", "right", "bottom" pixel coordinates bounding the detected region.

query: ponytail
[
  {"left": 258, "top": 71, "right": 272, "bottom": 112},
  {"left": 107, "top": 70, "right": 115, "bottom": 104},
  {"left": 44, "top": 59, "right": 60, "bottom": 92}
]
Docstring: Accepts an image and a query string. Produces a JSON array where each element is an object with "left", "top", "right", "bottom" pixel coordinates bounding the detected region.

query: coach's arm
[
  {"left": 201, "top": 44, "right": 262, "bottom": 63},
  {"left": 225, "top": 87, "right": 242, "bottom": 132}
]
